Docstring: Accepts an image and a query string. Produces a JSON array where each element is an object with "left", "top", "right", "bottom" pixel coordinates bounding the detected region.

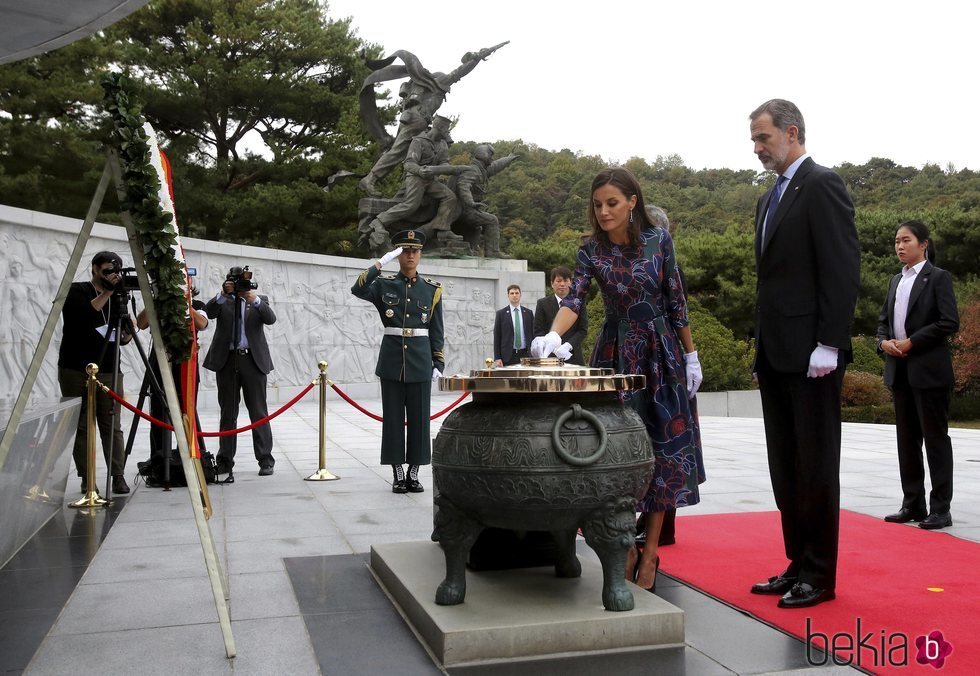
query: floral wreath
[{"left": 101, "top": 72, "right": 192, "bottom": 361}]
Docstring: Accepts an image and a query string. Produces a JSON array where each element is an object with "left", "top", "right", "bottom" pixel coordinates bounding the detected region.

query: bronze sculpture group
[{"left": 356, "top": 45, "right": 515, "bottom": 257}]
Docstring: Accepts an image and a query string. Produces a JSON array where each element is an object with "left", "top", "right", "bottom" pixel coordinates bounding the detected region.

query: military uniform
[{"left": 351, "top": 231, "right": 445, "bottom": 476}]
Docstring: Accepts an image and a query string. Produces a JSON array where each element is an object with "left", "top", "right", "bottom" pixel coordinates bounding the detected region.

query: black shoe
[
  {"left": 392, "top": 479, "right": 408, "bottom": 494},
  {"left": 918, "top": 512, "right": 952, "bottom": 530},
  {"left": 884, "top": 507, "right": 927, "bottom": 523},
  {"left": 777, "top": 582, "right": 835, "bottom": 608},
  {"left": 258, "top": 466, "right": 274, "bottom": 476},
  {"left": 214, "top": 458, "right": 233, "bottom": 475},
  {"left": 80, "top": 479, "right": 87, "bottom": 493},
  {"left": 111, "top": 475, "right": 130, "bottom": 494},
  {"left": 751, "top": 574, "right": 798, "bottom": 595},
  {"left": 405, "top": 478, "right": 424, "bottom": 493}
]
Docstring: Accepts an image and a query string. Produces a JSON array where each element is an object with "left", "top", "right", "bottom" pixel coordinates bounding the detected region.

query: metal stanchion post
[
  {"left": 70, "top": 364, "right": 109, "bottom": 509},
  {"left": 305, "top": 361, "right": 339, "bottom": 482}
]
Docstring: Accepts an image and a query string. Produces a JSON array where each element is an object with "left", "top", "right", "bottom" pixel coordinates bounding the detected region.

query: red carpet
[{"left": 659, "top": 510, "right": 979, "bottom": 675}]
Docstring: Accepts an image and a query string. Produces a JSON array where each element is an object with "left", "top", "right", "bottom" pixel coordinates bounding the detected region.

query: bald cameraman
[
  {"left": 204, "top": 266, "right": 277, "bottom": 477},
  {"left": 58, "top": 251, "right": 134, "bottom": 494}
]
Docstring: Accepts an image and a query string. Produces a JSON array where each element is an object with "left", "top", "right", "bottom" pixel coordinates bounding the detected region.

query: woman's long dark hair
[
  {"left": 588, "top": 167, "right": 652, "bottom": 246},
  {"left": 898, "top": 219, "right": 936, "bottom": 263}
]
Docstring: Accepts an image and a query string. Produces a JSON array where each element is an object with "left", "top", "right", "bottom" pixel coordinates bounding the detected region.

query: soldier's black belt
[
  {"left": 231, "top": 348, "right": 251, "bottom": 355},
  {"left": 383, "top": 328, "right": 429, "bottom": 337}
]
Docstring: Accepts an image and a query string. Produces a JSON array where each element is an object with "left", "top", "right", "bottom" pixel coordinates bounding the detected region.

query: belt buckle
[{"left": 401, "top": 328, "right": 413, "bottom": 337}]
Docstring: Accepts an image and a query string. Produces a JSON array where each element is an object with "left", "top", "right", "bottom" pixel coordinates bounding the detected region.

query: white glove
[
  {"left": 807, "top": 344, "right": 839, "bottom": 378},
  {"left": 684, "top": 351, "right": 703, "bottom": 398},
  {"left": 530, "top": 331, "right": 562, "bottom": 358},
  {"left": 554, "top": 342, "right": 573, "bottom": 361},
  {"left": 432, "top": 367, "right": 442, "bottom": 382},
  {"left": 378, "top": 247, "right": 403, "bottom": 266}
]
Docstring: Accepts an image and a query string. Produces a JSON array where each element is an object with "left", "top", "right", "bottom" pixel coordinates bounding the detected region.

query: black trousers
[
  {"left": 380, "top": 379, "right": 431, "bottom": 465},
  {"left": 215, "top": 351, "right": 274, "bottom": 469},
  {"left": 503, "top": 347, "right": 529, "bottom": 366},
  {"left": 757, "top": 350, "right": 844, "bottom": 591},
  {"left": 891, "top": 361, "right": 953, "bottom": 514}
]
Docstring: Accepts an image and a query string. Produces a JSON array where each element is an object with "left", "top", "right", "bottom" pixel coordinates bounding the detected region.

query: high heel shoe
[
  {"left": 624, "top": 543, "right": 640, "bottom": 582},
  {"left": 636, "top": 554, "right": 660, "bottom": 592}
]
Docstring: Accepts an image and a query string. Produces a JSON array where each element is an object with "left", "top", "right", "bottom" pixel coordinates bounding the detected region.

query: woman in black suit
[{"left": 877, "top": 220, "right": 959, "bottom": 530}]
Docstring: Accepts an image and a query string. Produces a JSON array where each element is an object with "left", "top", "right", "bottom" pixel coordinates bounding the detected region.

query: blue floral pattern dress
[{"left": 561, "top": 227, "right": 705, "bottom": 511}]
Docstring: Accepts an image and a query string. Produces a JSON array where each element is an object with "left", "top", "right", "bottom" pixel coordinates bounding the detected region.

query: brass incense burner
[{"left": 432, "top": 362, "right": 653, "bottom": 611}]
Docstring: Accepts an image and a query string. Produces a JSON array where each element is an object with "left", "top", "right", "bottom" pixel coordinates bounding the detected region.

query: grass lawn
[{"left": 950, "top": 420, "right": 980, "bottom": 430}]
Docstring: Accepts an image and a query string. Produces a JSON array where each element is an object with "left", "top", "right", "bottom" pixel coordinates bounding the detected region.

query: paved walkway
[{"left": 14, "top": 392, "right": 980, "bottom": 674}]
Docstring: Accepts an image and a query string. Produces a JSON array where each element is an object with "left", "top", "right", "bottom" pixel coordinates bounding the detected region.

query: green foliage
[
  {"left": 950, "top": 393, "right": 980, "bottom": 420},
  {"left": 953, "top": 299, "right": 980, "bottom": 394},
  {"left": 849, "top": 335, "right": 884, "bottom": 376},
  {"left": 102, "top": 73, "right": 192, "bottom": 361},
  {"left": 841, "top": 405, "right": 896, "bottom": 424},
  {"left": 687, "top": 298, "right": 753, "bottom": 392}
]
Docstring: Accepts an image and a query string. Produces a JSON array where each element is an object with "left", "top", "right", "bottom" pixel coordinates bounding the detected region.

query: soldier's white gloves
[
  {"left": 530, "top": 331, "right": 562, "bottom": 358},
  {"left": 807, "top": 344, "right": 839, "bottom": 378},
  {"left": 684, "top": 351, "right": 703, "bottom": 398},
  {"left": 432, "top": 368, "right": 442, "bottom": 382},
  {"left": 554, "top": 342, "right": 573, "bottom": 361},
  {"left": 378, "top": 247, "right": 403, "bottom": 266}
]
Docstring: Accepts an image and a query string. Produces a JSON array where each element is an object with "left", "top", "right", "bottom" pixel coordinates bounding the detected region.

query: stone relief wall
[{"left": 0, "top": 205, "right": 543, "bottom": 407}]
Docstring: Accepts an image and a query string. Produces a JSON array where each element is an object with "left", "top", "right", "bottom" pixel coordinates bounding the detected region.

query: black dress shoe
[
  {"left": 751, "top": 574, "right": 797, "bottom": 595},
  {"left": 258, "top": 466, "right": 274, "bottom": 476},
  {"left": 884, "top": 507, "right": 927, "bottom": 523},
  {"left": 214, "top": 458, "right": 233, "bottom": 475},
  {"left": 405, "top": 478, "right": 424, "bottom": 493},
  {"left": 112, "top": 475, "right": 130, "bottom": 494},
  {"left": 391, "top": 479, "right": 408, "bottom": 494},
  {"left": 778, "top": 582, "right": 835, "bottom": 608},
  {"left": 919, "top": 512, "right": 952, "bottom": 530}
]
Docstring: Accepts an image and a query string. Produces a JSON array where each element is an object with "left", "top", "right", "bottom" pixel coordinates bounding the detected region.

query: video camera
[
  {"left": 102, "top": 265, "right": 141, "bottom": 293},
  {"left": 226, "top": 265, "right": 258, "bottom": 293}
]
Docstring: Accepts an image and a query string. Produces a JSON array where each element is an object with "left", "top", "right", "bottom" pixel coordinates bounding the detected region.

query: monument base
[{"left": 370, "top": 540, "right": 684, "bottom": 667}]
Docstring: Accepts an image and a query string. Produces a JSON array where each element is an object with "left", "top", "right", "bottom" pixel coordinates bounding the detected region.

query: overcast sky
[{"left": 326, "top": 0, "right": 979, "bottom": 172}]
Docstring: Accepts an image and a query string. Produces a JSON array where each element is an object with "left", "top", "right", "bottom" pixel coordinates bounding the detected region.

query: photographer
[
  {"left": 203, "top": 266, "right": 277, "bottom": 477},
  {"left": 57, "top": 251, "right": 135, "bottom": 494}
]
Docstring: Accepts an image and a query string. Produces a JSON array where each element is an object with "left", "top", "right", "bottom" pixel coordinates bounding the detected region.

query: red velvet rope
[
  {"left": 98, "top": 381, "right": 316, "bottom": 437},
  {"left": 330, "top": 383, "right": 469, "bottom": 423}
]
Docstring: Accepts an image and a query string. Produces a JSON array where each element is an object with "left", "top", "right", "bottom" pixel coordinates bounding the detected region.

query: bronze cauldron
[{"left": 432, "top": 360, "right": 653, "bottom": 611}]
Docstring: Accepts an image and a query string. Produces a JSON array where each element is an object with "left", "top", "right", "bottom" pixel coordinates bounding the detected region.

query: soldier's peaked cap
[{"left": 392, "top": 229, "right": 425, "bottom": 249}]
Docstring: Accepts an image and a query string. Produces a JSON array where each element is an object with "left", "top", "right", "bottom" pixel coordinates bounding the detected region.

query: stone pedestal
[{"left": 370, "top": 540, "right": 684, "bottom": 667}]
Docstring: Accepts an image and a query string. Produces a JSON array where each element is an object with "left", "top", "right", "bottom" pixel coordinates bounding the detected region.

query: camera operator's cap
[{"left": 392, "top": 229, "right": 425, "bottom": 250}]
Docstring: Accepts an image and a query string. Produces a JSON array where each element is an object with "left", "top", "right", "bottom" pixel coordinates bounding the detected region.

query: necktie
[
  {"left": 237, "top": 298, "right": 245, "bottom": 348},
  {"left": 513, "top": 307, "right": 522, "bottom": 349},
  {"left": 761, "top": 175, "right": 788, "bottom": 247}
]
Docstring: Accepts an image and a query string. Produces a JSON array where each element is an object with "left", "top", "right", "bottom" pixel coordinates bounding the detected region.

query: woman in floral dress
[{"left": 533, "top": 167, "right": 705, "bottom": 590}]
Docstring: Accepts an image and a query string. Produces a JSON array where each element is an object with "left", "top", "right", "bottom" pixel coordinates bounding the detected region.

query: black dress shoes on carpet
[
  {"left": 884, "top": 507, "right": 927, "bottom": 523},
  {"left": 750, "top": 574, "right": 797, "bottom": 595},
  {"left": 778, "top": 582, "right": 835, "bottom": 608},
  {"left": 918, "top": 512, "right": 952, "bottom": 530}
]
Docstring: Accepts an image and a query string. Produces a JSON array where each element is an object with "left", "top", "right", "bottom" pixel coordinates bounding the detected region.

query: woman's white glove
[
  {"left": 378, "top": 247, "right": 403, "bottom": 266},
  {"left": 554, "top": 342, "right": 573, "bottom": 361},
  {"left": 530, "top": 331, "right": 562, "bottom": 358},
  {"left": 432, "top": 368, "right": 442, "bottom": 382},
  {"left": 807, "top": 344, "right": 838, "bottom": 378},
  {"left": 684, "top": 351, "right": 703, "bottom": 398}
]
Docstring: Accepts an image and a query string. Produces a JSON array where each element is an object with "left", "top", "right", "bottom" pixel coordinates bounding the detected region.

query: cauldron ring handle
[{"left": 551, "top": 404, "right": 608, "bottom": 466}]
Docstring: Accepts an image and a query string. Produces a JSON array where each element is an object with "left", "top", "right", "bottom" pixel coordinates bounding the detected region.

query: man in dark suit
[
  {"left": 876, "top": 220, "right": 959, "bottom": 530},
  {"left": 493, "top": 284, "right": 534, "bottom": 366},
  {"left": 747, "top": 99, "right": 860, "bottom": 609},
  {"left": 204, "top": 266, "right": 277, "bottom": 477},
  {"left": 533, "top": 266, "right": 588, "bottom": 365}
]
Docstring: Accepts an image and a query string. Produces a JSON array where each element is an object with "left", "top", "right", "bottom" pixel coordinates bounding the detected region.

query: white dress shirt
[{"left": 892, "top": 260, "right": 926, "bottom": 341}]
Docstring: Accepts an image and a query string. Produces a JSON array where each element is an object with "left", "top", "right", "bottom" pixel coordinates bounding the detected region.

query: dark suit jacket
[
  {"left": 203, "top": 294, "right": 277, "bottom": 374},
  {"left": 754, "top": 157, "right": 860, "bottom": 372},
  {"left": 876, "top": 261, "right": 959, "bottom": 389},
  {"left": 493, "top": 305, "right": 534, "bottom": 364},
  {"left": 533, "top": 295, "right": 588, "bottom": 364}
]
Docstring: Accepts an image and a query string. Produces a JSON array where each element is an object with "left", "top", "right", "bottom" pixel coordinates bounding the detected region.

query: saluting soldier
[{"left": 351, "top": 229, "right": 445, "bottom": 493}]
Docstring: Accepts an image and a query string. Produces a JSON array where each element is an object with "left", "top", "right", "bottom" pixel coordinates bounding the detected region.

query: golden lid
[{"left": 438, "top": 358, "right": 646, "bottom": 393}]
